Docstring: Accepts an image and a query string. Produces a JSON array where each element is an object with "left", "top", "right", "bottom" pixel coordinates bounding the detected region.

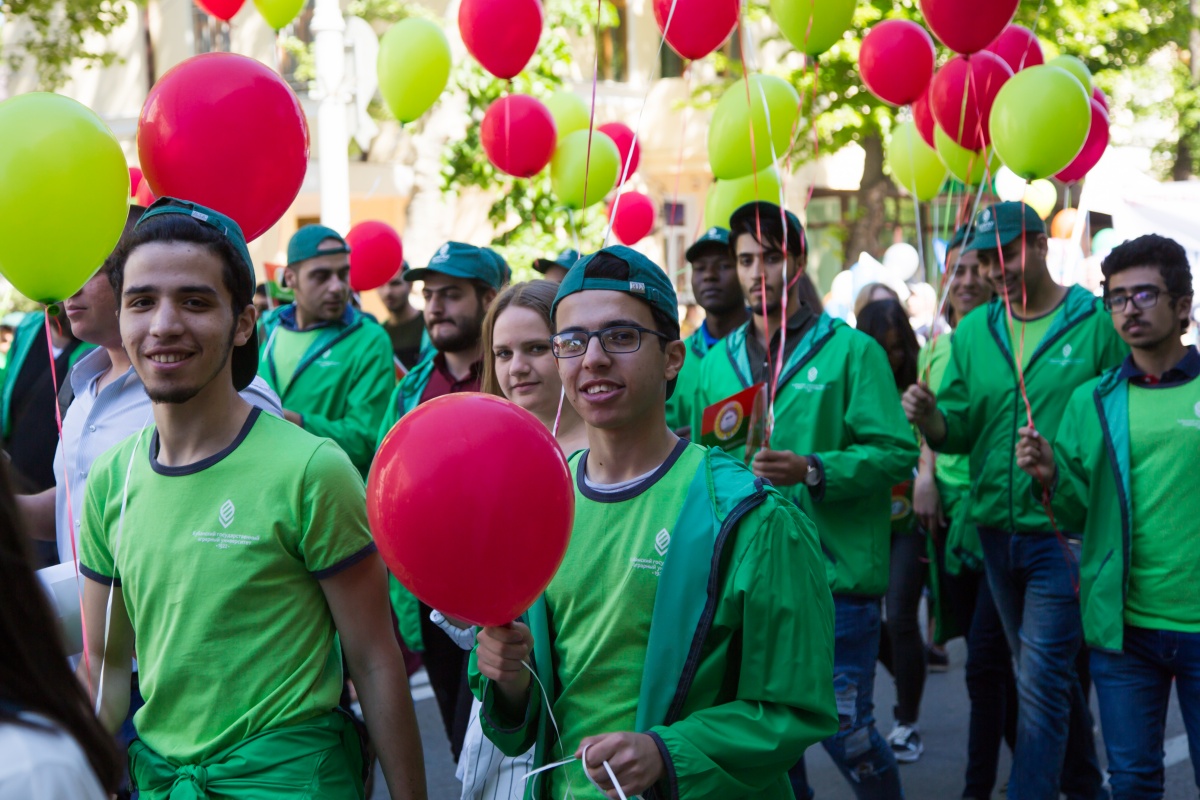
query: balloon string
[
  {"left": 580, "top": 0, "right": 604, "bottom": 220},
  {"left": 44, "top": 311, "right": 91, "bottom": 687},
  {"left": 552, "top": 386, "right": 566, "bottom": 439},
  {"left": 518, "top": 660, "right": 579, "bottom": 800}
]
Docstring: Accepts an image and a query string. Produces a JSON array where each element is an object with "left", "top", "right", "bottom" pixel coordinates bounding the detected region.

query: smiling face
[
  {"left": 976, "top": 233, "right": 1048, "bottom": 301},
  {"left": 491, "top": 305, "right": 560, "bottom": 418},
  {"left": 1106, "top": 265, "right": 1192, "bottom": 350},
  {"left": 120, "top": 242, "right": 255, "bottom": 404},
  {"left": 554, "top": 290, "right": 684, "bottom": 431},
  {"left": 946, "top": 247, "right": 992, "bottom": 323},
  {"left": 63, "top": 269, "right": 121, "bottom": 348},
  {"left": 285, "top": 242, "right": 351, "bottom": 325},
  {"left": 735, "top": 233, "right": 804, "bottom": 316}
]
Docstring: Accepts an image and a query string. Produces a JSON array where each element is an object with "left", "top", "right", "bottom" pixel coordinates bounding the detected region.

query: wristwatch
[{"left": 804, "top": 461, "right": 822, "bottom": 487}]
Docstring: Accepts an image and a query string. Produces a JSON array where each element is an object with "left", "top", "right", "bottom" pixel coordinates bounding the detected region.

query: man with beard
[
  {"left": 376, "top": 241, "right": 502, "bottom": 762},
  {"left": 694, "top": 201, "right": 918, "bottom": 800},
  {"left": 259, "top": 225, "right": 396, "bottom": 477},
  {"left": 377, "top": 264, "right": 429, "bottom": 371}
]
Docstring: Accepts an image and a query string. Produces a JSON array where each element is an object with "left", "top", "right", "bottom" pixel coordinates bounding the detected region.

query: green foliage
[{"left": 1, "top": 0, "right": 129, "bottom": 89}]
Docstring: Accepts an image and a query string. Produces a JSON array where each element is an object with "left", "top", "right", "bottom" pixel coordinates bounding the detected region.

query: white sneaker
[{"left": 887, "top": 723, "right": 924, "bottom": 763}]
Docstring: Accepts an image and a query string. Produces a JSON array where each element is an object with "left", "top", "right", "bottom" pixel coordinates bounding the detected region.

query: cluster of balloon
[
  {"left": 138, "top": 53, "right": 309, "bottom": 242},
  {"left": 0, "top": 93, "right": 130, "bottom": 305},
  {"left": 368, "top": 393, "right": 574, "bottom": 627},
  {"left": 346, "top": 221, "right": 404, "bottom": 292},
  {"left": 653, "top": 0, "right": 739, "bottom": 60},
  {"left": 378, "top": 18, "right": 452, "bottom": 124},
  {"left": 480, "top": 95, "right": 557, "bottom": 178}
]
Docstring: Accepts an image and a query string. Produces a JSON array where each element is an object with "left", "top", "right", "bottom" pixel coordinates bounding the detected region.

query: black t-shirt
[
  {"left": 6, "top": 335, "right": 83, "bottom": 493},
  {"left": 383, "top": 314, "right": 427, "bottom": 370}
]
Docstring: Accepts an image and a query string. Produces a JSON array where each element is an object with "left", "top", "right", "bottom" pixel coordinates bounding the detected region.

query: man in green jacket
[
  {"left": 258, "top": 225, "right": 396, "bottom": 477},
  {"left": 903, "top": 201, "right": 1125, "bottom": 800},
  {"left": 692, "top": 202, "right": 917, "bottom": 799},
  {"left": 1016, "top": 234, "right": 1199, "bottom": 800},
  {"left": 665, "top": 227, "right": 747, "bottom": 437},
  {"left": 473, "top": 245, "right": 836, "bottom": 800}
]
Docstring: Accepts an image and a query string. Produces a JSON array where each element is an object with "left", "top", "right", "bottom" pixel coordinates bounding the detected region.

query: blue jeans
[
  {"left": 790, "top": 595, "right": 904, "bottom": 800},
  {"left": 1090, "top": 626, "right": 1200, "bottom": 799},
  {"left": 979, "top": 529, "right": 1106, "bottom": 800}
]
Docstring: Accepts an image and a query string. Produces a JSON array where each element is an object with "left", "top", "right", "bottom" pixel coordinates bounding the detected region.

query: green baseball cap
[
  {"left": 963, "top": 202, "right": 1046, "bottom": 253},
  {"left": 483, "top": 248, "right": 511, "bottom": 286},
  {"left": 946, "top": 223, "right": 971, "bottom": 252},
  {"left": 685, "top": 227, "right": 731, "bottom": 262},
  {"left": 730, "top": 201, "right": 806, "bottom": 252},
  {"left": 135, "top": 197, "right": 259, "bottom": 391},
  {"left": 403, "top": 242, "right": 504, "bottom": 290},
  {"left": 533, "top": 249, "right": 581, "bottom": 275},
  {"left": 287, "top": 224, "right": 350, "bottom": 266},
  {"left": 551, "top": 245, "right": 678, "bottom": 327}
]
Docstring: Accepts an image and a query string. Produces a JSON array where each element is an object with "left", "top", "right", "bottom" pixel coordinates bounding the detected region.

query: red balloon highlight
[
  {"left": 368, "top": 393, "right": 575, "bottom": 627},
  {"left": 137, "top": 53, "right": 309, "bottom": 242},
  {"left": 919, "top": 0, "right": 1018, "bottom": 55},
  {"left": 346, "top": 221, "right": 404, "bottom": 292},
  {"left": 459, "top": 0, "right": 543, "bottom": 80},
  {"left": 1055, "top": 99, "right": 1109, "bottom": 184},
  {"left": 985, "top": 24, "right": 1044, "bottom": 73},
  {"left": 598, "top": 122, "right": 641, "bottom": 185},
  {"left": 480, "top": 95, "right": 557, "bottom": 178},
  {"left": 653, "top": 0, "right": 739, "bottom": 61},
  {"left": 912, "top": 87, "right": 936, "bottom": 148},
  {"left": 609, "top": 192, "right": 655, "bottom": 246},
  {"left": 859, "top": 19, "right": 937, "bottom": 107},
  {"left": 930, "top": 52, "right": 1012, "bottom": 150}
]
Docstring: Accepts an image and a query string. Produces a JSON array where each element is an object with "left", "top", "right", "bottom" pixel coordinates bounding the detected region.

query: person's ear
[
  {"left": 281, "top": 266, "right": 296, "bottom": 290},
  {"left": 664, "top": 339, "right": 686, "bottom": 382},
  {"left": 233, "top": 304, "right": 257, "bottom": 347}
]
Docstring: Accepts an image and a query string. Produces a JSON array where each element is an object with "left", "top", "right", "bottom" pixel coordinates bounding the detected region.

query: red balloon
[
  {"left": 912, "top": 87, "right": 936, "bottom": 148},
  {"left": 984, "top": 24, "right": 1043, "bottom": 72},
  {"left": 859, "top": 20, "right": 937, "bottom": 107},
  {"left": 1055, "top": 99, "right": 1109, "bottom": 184},
  {"left": 134, "top": 180, "right": 157, "bottom": 207},
  {"left": 930, "top": 52, "right": 1012, "bottom": 150},
  {"left": 459, "top": 0, "right": 543, "bottom": 80},
  {"left": 608, "top": 192, "right": 655, "bottom": 245},
  {"left": 653, "top": 0, "right": 739, "bottom": 61},
  {"left": 128, "top": 166, "right": 145, "bottom": 199},
  {"left": 598, "top": 122, "right": 641, "bottom": 185},
  {"left": 346, "top": 221, "right": 404, "bottom": 292},
  {"left": 1092, "top": 86, "right": 1109, "bottom": 112},
  {"left": 480, "top": 95, "right": 557, "bottom": 178},
  {"left": 919, "top": 0, "right": 1018, "bottom": 55},
  {"left": 196, "top": 0, "right": 246, "bottom": 22},
  {"left": 368, "top": 393, "right": 574, "bottom": 627},
  {"left": 138, "top": 53, "right": 309, "bottom": 242}
]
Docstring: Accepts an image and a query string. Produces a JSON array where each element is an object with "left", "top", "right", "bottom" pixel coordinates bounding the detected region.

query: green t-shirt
[
  {"left": 1007, "top": 306, "right": 1060, "bottom": 369},
  {"left": 271, "top": 328, "right": 322, "bottom": 394},
  {"left": 919, "top": 334, "right": 968, "bottom": 501},
  {"left": 545, "top": 440, "right": 704, "bottom": 800},
  {"left": 1125, "top": 381, "right": 1200, "bottom": 632},
  {"left": 78, "top": 409, "right": 376, "bottom": 763}
]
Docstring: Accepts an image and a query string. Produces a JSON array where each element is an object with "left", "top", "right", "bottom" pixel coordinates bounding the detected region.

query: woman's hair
[
  {"left": 481, "top": 280, "right": 561, "bottom": 398},
  {"left": 0, "top": 461, "right": 120, "bottom": 792},
  {"left": 853, "top": 282, "right": 900, "bottom": 319},
  {"left": 856, "top": 299, "right": 920, "bottom": 390}
]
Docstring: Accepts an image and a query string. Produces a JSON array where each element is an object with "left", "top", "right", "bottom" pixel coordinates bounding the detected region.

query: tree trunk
[
  {"left": 1175, "top": 0, "right": 1200, "bottom": 179},
  {"left": 846, "top": 132, "right": 888, "bottom": 264}
]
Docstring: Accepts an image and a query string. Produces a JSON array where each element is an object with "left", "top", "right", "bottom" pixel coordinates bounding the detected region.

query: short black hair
[
  {"left": 108, "top": 214, "right": 255, "bottom": 316},
  {"left": 728, "top": 208, "right": 806, "bottom": 262},
  {"left": 1101, "top": 234, "right": 1193, "bottom": 332}
]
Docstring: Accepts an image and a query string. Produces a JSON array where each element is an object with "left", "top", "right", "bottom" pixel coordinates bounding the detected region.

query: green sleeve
[
  {"left": 934, "top": 323, "right": 974, "bottom": 455},
  {"left": 300, "top": 330, "right": 396, "bottom": 476},
  {"left": 468, "top": 650, "right": 541, "bottom": 758},
  {"left": 1045, "top": 388, "right": 1093, "bottom": 533},
  {"left": 813, "top": 338, "right": 919, "bottom": 502},
  {"left": 649, "top": 501, "right": 837, "bottom": 798},
  {"left": 78, "top": 451, "right": 117, "bottom": 582},
  {"left": 299, "top": 442, "right": 375, "bottom": 572}
]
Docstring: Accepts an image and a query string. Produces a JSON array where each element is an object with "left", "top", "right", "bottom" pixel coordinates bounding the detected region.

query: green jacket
[
  {"left": 1, "top": 312, "right": 93, "bottom": 438},
  {"left": 472, "top": 447, "right": 837, "bottom": 800},
  {"left": 258, "top": 305, "right": 396, "bottom": 477},
  {"left": 693, "top": 313, "right": 919, "bottom": 597},
  {"left": 934, "top": 286, "right": 1128, "bottom": 533},
  {"left": 665, "top": 328, "right": 711, "bottom": 432}
]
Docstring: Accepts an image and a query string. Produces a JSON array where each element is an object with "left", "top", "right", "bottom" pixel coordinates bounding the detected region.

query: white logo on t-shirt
[
  {"left": 655, "top": 528, "right": 671, "bottom": 557},
  {"left": 808, "top": 367, "right": 818, "bottom": 382},
  {"left": 1194, "top": 401, "right": 1200, "bottom": 419},
  {"left": 1062, "top": 344, "right": 1073, "bottom": 357},
  {"left": 219, "top": 500, "right": 235, "bottom": 529}
]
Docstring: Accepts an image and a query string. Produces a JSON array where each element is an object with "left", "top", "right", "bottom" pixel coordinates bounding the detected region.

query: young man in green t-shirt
[
  {"left": 76, "top": 199, "right": 426, "bottom": 800},
  {"left": 472, "top": 245, "right": 837, "bottom": 799},
  {"left": 1016, "top": 234, "right": 1199, "bottom": 800}
]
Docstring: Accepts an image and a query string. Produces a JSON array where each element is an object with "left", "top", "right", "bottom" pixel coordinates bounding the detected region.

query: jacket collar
[
  {"left": 276, "top": 303, "right": 357, "bottom": 332},
  {"left": 1115, "top": 345, "right": 1200, "bottom": 388}
]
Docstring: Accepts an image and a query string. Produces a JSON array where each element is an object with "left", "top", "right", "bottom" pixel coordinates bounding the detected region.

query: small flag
[{"left": 700, "top": 383, "right": 767, "bottom": 460}]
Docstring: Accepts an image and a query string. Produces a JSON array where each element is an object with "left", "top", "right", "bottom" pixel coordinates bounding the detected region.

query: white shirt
[
  {"left": 0, "top": 715, "right": 107, "bottom": 800},
  {"left": 52, "top": 348, "right": 282, "bottom": 564}
]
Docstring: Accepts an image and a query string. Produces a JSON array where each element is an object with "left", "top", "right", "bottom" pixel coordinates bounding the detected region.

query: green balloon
[
  {"left": 887, "top": 121, "right": 946, "bottom": 202},
  {"left": 253, "top": 0, "right": 304, "bottom": 29},
  {"left": 704, "top": 167, "right": 784, "bottom": 230},
  {"left": 990, "top": 65, "right": 1090, "bottom": 181},
  {"left": 769, "top": 0, "right": 856, "bottom": 56},
  {"left": 1046, "top": 55, "right": 1092, "bottom": 95},
  {"left": 708, "top": 74, "right": 801, "bottom": 180},
  {"left": 544, "top": 91, "right": 590, "bottom": 138},
  {"left": 551, "top": 130, "right": 621, "bottom": 210},
  {"left": 934, "top": 125, "right": 998, "bottom": 187},
  {"left": 378, "top": 19, "right": 451, "bottom": 124},
  {"left": 0, "top": 93, "right": 129, "bottom": 305}
]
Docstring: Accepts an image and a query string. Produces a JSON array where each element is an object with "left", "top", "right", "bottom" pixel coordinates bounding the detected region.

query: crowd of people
[{"left": 0, "top": 191, "right": 1196, "bottom": 800}]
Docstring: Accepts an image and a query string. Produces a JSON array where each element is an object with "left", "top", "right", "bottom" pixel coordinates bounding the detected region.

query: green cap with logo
[
  {"left": 964, "top": 202, "right": 1045, "bottom": 253},
  {"left": 135, "top": 197, "right": 259, "bottom": 392},
  {"left": 533, "top": 249, "right": 581, "bottom": 276},
  {"left": 483, "top": 248, "right": 511, "bottom": 286},
  {"left": 551, "top": 245, "right": 678, "bottom": 325},
  {"left": 403, "top": 242, "right": 504, "bottom": 290},
  {"left": 685, "top": 227, "right": 731, "bottom": 262},
  {"left": 287, "top": 224, "right": 350, "bottom": 266}
]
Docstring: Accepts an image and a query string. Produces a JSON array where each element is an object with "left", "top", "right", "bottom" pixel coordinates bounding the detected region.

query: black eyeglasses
[
  {"left": 550, "top": 326, "right": 669, "bottom": 359},
  {"left": 1104, "top": 287, "right": 1164, "bottom": 313}
]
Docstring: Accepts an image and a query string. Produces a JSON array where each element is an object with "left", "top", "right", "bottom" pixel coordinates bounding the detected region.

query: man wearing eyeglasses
[
  {"left": 902, "top": 201, "right": 1127, "bottom": 800},
  {"left": 472, "top": 246, "right": 837, "bottom": 800},
  {"left": 1015, "top": 234, "right": 1198, "bottom": 800}
]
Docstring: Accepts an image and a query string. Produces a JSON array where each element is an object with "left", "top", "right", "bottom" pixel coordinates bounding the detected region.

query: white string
[
  {"left": 520, "top": 659, "right": 577, "bottom": 800},
  {"left": 552, "top": 386, "right": 566, "bottom": 439}
]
